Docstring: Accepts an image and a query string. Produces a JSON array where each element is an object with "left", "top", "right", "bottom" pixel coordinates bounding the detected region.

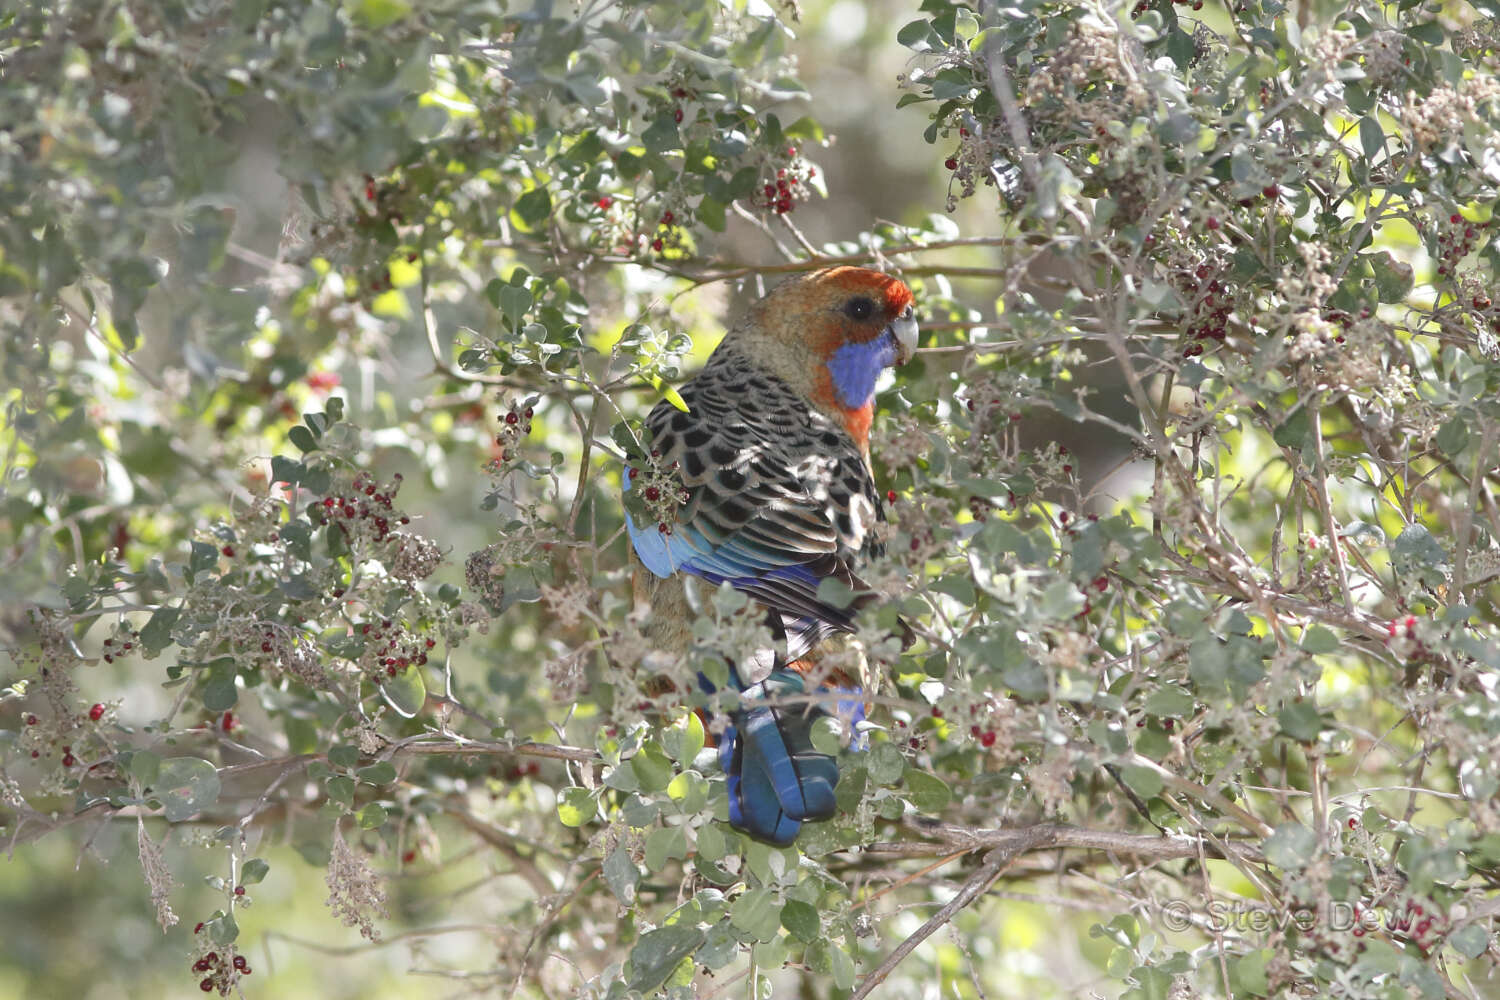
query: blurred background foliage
[{"left": 3, "top": 0, "right": 1500, "bottom": 997}]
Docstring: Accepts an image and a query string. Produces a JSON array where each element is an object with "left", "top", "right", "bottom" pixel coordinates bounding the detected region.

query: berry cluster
[
  {"left": 1390, "top": 900, "right": 1448, "bottom": 955},
  {"left": 627, "top": 450, "right": 689, "bottom": 534},
  {"left": 1173, "top": 257, "right": 1234, "bottom": 356},
  {"left": 188, "top": 936, "right": 249, "bottom": 994},
  {"left": 1430, "top": 212, "right": 1491, "bottom": 280},
  {"left": 311, "top": 472, "right": 411, "bottom": 545},
  {"left": 649, "top": 209, "right": 683, "bottom": 254},
  {"left": 589, "top": 196, "right": 690, "bottom": 257},
  {"left": 759, "top": 147, "right": 816, "bottom": 215},
  {"left": 354, "top": 618, "right": 437, "bottom": 685},
  {"left": 490, "top": 399, "right": 535, "bottom": 467},
  {"left": 100, "top": 626, "right": 140, "bottom": 665},
  {"left": 937, "top": 120, "right": 1013, "bottom": 211}
]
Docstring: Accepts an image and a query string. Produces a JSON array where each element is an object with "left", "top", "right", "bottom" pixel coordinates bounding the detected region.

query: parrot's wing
[{"left": 628, "top": 354, "right": 883, "bottom": 644}]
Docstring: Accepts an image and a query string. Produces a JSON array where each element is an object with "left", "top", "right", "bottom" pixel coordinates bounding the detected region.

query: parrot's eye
[{"left": 843, "top": 297, "right": 876, "bottom": 321}]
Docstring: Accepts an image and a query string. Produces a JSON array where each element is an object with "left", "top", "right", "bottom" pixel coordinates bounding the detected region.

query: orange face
[{"left": 768, "top": 267, "right": 917, "bottom": 357}]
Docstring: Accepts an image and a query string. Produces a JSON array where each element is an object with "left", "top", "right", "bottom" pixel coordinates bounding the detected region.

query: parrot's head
[{"left": 731, "top": 266, "right": 917, "bottom": 444}]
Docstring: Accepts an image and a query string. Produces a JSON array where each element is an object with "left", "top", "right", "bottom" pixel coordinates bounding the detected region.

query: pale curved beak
[{"left": 889, "top": 305, "right": 919, "bottom": 365}]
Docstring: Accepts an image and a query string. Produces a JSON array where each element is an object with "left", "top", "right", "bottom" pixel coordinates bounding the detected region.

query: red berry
[
  {"left": 651, "top": 238, "right": 664, "bottom": 252},
  {"left": 261, "top": 642, "right": 272, "bottom": 652},
  {"left": 1206, "top": 216, "right": 1220, "bottom": 230},
  {"left": 1348, "top": 817, "right": 1357, "bottom": 829},
  {"left": 505, "top": 412, "right": 518, "bottom": 425},
  {"left": 944, "top": 157, "right": 958, "bottom": 170},
  {"left": 1450, "top": 214, "right": 1461, "bottom": 224},
  {"left": 644, "top": 486, "right": 660, "bottom": 502},
  {"left": 194, "top": 923, "right": 204, "bottom": 934},
  {"left": 886, "top": 490, "right": 897, "bottom": 503},
  {"left": 234, "top": 956, "right": 247, "bottom": 971},
  {"left": 25, "top": 714, "right": 37, "bottom": 725},
  {"left": 980, "top": 731, "right": 996, "bottom": 748},
  {"left": 931, "top": 706, "right": 943, "bottom": 718},
  {"left": 200, "top": 979, "right": 214, "bottom": 992},
  {"left": 89, "top": 704, "right": 105, "bottom": 721},
  {"left": 234, "top": 886, "right": 245, "bottom": 896},
  {"left": 221, "top": 711, "right": 234, "bottom": 731},
  {"left": 662, "top": 211, "right": 674, "bottom": 225},
  {"left": 61, "top": 752, "right": 76, "bottom": 767},
  {"left": 597, "top": 196, "right": 613, "bottom": 209},
  {"left": 673, "top": 107, "right": 683, "bottom": 123}
]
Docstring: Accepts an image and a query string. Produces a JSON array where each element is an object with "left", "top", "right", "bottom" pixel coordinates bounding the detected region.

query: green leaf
[
  {"left": 1368, "top": 250, "right": 1413, "bottom": 303},
  {"left": 140, "top": 606, "right": 180, "bottom": 655},
  {"left": 625, "top": 925, "right": 705, "bottom": 994},
  {"left": 357, "top": 802, "right": 387, "bottom": 829},
  {"left": 1392, "top": 523, "right": 1448, "bottom": 576},
  {"left": 645, "top": 825, "right": 688, "bottom": 871},
  {"left": 498, "top": 286, "right": 532, "bottom": 329},
  {"left": 780, "top": 899, "right": 820, "bottom": 943},
  {"left": 829, "top": 942, "right": 856, "bottom": 990},
  {"left": 328, "top": 745, "right": 360, "bottom": 770},
  {"left": 1263, "top": 823, "right": 1318, "bottom": 869},
  {"left": 867, "top": 743, "right": 906, "bottom": 785},
  {"left": 380, "top": 664, "right": 427, "bottom": 718},
  {"left": 513, "top": 187, "right": 553, "bottom": 228},
  {"left": 1272, "top": 407, "right": 1311, "bottom": 450},
  {"left": 153, "top": 757, "right": 221, "bottom": 822},
  {"left": 287, "top": 424, "right": 318, "bottom": 454},
  {"left": 1436, "top": 416, "right": 1469, "bottom": 456},
  {"left": 200, "top": 671, "right": 238, "bottom": 712},
  {"left": 188, "top": 540, "right": 220, "bottom": 579},
  {"left": 905, "top": 770, "right": 952, "bottom": 812},
  {"left": 357, "top": 762, "right": 397, "bottom": 786},
  {"left": 348, "top": 0, "right": 412, "bottom": 29},
  {"left": 661, "top": 711, "right": 705, "bottom": 765},
  {"left": 1300, "top": 625, "right": 1339, "bottom": 654},
  {"left": 604, "top": 844, "right": 640, "bottom": 905},
  {"left": 127, "top": 750, "right": 161, "bottom": 785},
  {"left": 1358, "top": 116, "right": 1384, "bottom": 161},
  {"left": 240, "top": 858, "right": 270, "bottom": 885},
  {"left": 730, "top": 887, "right": 782, "bottom": 942},
  {"left": 557, "top": 787, "right": 596, "bottom": 827},
  {"left": 1277, "top": 701, "right": 1323, "bottom": 742},
  {"left": 630, "top": 742, "right": 674, "bottom": 794},
  {"left": 1448, "top": 923, "right": 1491, "bottom": 958},
  {"left": 1119, "top": 764, "right": 1164, "bottom": 799},
  {"left": 326, "top": 775, "right": 355, "bottom": 808},
  {"left": 1228, "top": 949, "right": 1271, "bottom": 996},
  {"left": 206, "top": 910, "right": 239, "bottom": 946}
]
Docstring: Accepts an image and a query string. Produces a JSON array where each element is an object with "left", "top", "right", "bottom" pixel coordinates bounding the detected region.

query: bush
[{"left": 2, "top": 0, "right": 1499, "bottom": 997}]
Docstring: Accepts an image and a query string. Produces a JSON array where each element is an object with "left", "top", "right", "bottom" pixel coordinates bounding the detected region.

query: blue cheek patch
[{"left": 826, "top": 335, "right": 896, "bottom": 409}]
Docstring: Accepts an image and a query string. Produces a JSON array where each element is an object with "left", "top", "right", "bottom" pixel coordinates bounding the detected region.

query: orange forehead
[
  {"left": 786, "top": 266, "right": 913, "bottom": 317},
  {"left": 755, "top": 266, "right": 914, "bottom": 350}
]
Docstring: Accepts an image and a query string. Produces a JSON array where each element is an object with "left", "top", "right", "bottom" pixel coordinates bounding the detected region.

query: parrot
[{"left": 623, "top": 266, "right": 917, "bottom": 844}]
